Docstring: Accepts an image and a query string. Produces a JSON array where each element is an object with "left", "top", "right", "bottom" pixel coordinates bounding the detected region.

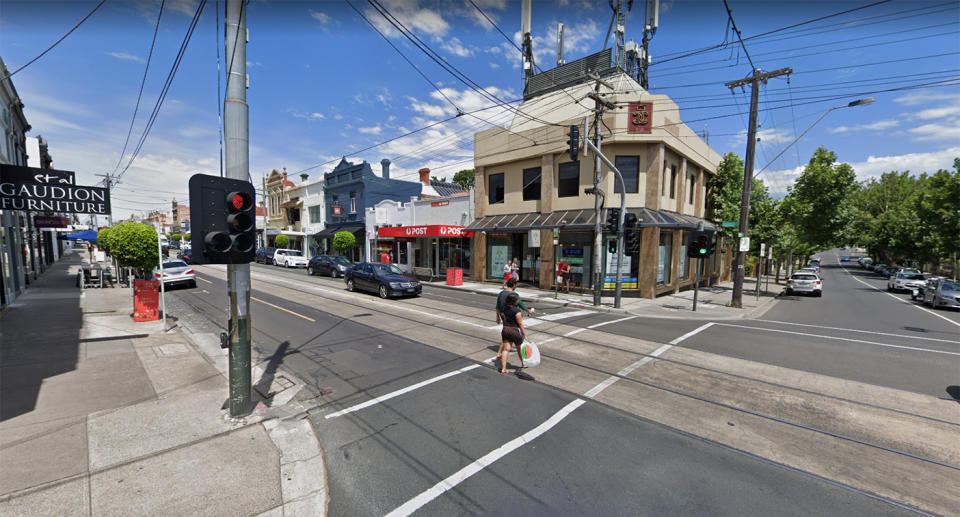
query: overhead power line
[{"left": 0, "top": 0, "right": 108, "bottom": 81}]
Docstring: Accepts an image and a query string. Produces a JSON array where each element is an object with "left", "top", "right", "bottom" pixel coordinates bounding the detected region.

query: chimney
[
  {"left": 381, "top": 159, "right": 391, "bottom": 179},
  {"left": 282, "top": 168, "right": 288, "bottom": 183},
  {"left": 418, "top": 167, "right": 430, "bottom": 185},
  {"left": 300, "top": 173, "right": 309, "bottom": 183}
]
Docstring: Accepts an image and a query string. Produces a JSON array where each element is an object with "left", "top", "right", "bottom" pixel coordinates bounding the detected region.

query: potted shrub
[
  {"left": 333, "top": 231, "right": 355, "bottom": 258},
  {"left": 274, "top": 234, "right": 290, "bottom": 249}
]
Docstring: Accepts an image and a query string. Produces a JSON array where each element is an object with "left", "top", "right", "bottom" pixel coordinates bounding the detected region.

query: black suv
[
  {"left": 307, "top": 255, "right": 354, "bottom": 278},
  {"left": 256, "top": 247, "right": 276, "bottom": 264}
]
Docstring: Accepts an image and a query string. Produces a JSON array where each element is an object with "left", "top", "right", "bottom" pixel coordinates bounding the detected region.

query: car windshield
[
  {"left": 792, "top": 274, "right": 818, "bottom": 280},
  {"left": 374, "top": 264, "right": 405, "bottom": 275},
  {"left": 900, "top": 273, "right": 924, "bottom": 280},
  {"left": 941, "top": 281, "right": 960, "bottom": 291},
  {"left": 278, "top": 250, "right": 302, "bottom": 256},
  {"left": 162, "top": 261, "right": 187, "bottom": 268},
  {"left": 333, "top": 257, "right": 351, "bottom": 264}
]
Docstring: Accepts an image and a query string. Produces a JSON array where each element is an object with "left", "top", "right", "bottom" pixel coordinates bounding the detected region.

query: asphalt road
[{"left": 157, "top": 255, "right": 956, "bottom": 515}]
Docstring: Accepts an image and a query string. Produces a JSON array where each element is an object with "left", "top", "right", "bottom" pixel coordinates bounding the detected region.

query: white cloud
[
  {"left": 365, "top": 0, "right": 450, "bottom": 38},
  {"left": 489, "top": 62, "right": 500, "bottom": 69},
  {"left": 246, "top": 61, "right": 264, "bottom": 68},
  {"left": 289, "top": 110, "right": 326, "bottom": 121},
  {"left": 310, "top": 9, "right": 332, "bottom": 25},
  {"left": 167, "top": 0, "right": 199, "bottom": 17},
  {"left": 907, "top": 122, "right": 960, "bottom": 141},
  {"left": 914, "top": 104, "right": 960, "bottom": 120},
  {"left": 333, "top": 114, "right": 344, "bottom": 120},
  {"left": 829, "top": 119, "right": 899, "bottom": 134},
  {"left": 358, "top": 125, "right": 383, "bottom": 135},
  {"left": 439, "top": 37, "right": 474, "bottom": 57},
  {"left": 106, "top": 52, "right": 145, "bottom": 64},
  {"left": 893, "top": 90, "right": 960, "bottom": 106}
]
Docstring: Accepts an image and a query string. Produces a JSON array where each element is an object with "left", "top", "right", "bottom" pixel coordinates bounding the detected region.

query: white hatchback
[
  {"left": 273, "top": 249, "right": 308, "bottom": 268},
  {"left": 786, "top": 272, "right": 822, "bottom": 297}
]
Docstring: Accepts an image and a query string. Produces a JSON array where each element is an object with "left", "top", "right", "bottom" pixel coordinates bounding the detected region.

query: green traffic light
[{"left": 699, "top": 248, "right": 707, "bottom": 254}]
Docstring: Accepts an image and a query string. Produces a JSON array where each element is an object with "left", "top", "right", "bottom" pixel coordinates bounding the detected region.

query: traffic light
[
  {"left": 189, "top": 173, "right": 257, "bottom": 264},
  {"left": 687, "top": 230, "right": 714, "bottom": 258},
  {"left": 608, "top": 240, "right": 617, "bottom": 254},
  {"left": 605, "top": 208, "right": 620, "bottom": 233},
  {"left": 623, "top": 212, "right": 640, "bottom": 254},
  {"left": 566, "top": 124, "right": 580, "bottom": 161}
]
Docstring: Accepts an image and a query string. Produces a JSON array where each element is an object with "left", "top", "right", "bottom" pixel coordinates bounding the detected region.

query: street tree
[
  {"left": 782, "top": 147, "right": 858, "bottom": 251},
  {"left": 452, "top": 169, "right": 475, "bottom": 190},
  {"left": 333, "top": 231, "right": 355, "bottom": 256},
  {"left": 274, "top": 234, "right": 290, "bottom": 249},
  {"left": 108, "top": 222, "right": 160, "bottom": 278}
]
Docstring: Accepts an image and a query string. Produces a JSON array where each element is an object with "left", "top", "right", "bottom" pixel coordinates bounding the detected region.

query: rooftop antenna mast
[
  {"left": 556, "top": 22, "right": 565, "bottom": 66},
  {"left": 521, "top": 0, "right": 535, "bottom": 83},
  {"left": 639, "top": 0, "right": 659, "bottom": 90},
  {"left": 603, "top": 0, "right": 631, "bottom": 69}
]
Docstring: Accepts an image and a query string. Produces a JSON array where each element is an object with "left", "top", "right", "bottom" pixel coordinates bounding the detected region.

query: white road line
[
  {"left": 587, "top": 315, "right": 638, "bottom": 328},
  {"left": 487, "top": 318, "right": 544, "bottom": 330},
  {"left": 837, "top": 259, "right": 960, "bottom": 328},
  {"left": 714, "top": 323, "right": 960, "bottom": 356},
  {"left": 582, "top": 322, "right": 714, "bottom": 399},
  {"left": 669, "top": 322, "right": 716, "bottom": 345},
  {"left": 325, "top": 364, "right": 483, "bottom": 419},
  {"left": 755, "top": 319, "right": 959, "bottom": 344},
  {"left": 385, "top": 399, "right": 586, "bottom": 517},
  {"left": 537, "top": 309, "right": 595, "bottom": 321}
]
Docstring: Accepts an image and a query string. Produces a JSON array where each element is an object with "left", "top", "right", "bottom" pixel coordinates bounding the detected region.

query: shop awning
[
  {"left": 377, "top": 225, "right": 473, "bottom": 238},
  {"left": 314, "top": 225, "right": 364, "bottom": 239},
  {"left": 466, "top": 208, "right": 717, "bottom": 232},
  {"left": 466, "top": 209, "right": 597, "bottom": 231}
]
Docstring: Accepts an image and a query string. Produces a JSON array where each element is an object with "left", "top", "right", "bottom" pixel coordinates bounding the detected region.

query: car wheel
[
  {"left": 815, "top": 291, "right": 822, "bottom": 297},
  {"left": 307, "top": 266, "right": 314, "bottom": 276},
  {"left": 333, "top": 270, "right": 339, "bottom": 278},
  {"left": 785, "top": 288, "right": 792, "bottom": 296},
  {"left": 189, "top": 280, "right": 197, "bottom": 288},
  {"left": 346, "top": 279, "right": 355, "bottom": 291},
  {"left": 379, "top": 285, "right": 389, "bottom": 299},
  {"left": 273, "top": 259, "right": 278, "bottom": 266}
]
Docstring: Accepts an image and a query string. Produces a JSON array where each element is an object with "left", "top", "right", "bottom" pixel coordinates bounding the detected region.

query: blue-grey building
[{"left": 315, "top": 158, "right": 422, "bottom": 261}]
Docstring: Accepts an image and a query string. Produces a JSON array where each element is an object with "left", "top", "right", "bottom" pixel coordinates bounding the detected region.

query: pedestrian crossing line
[
  {"left": 385, "top": 398, "right": 586, "bottom": 517},
  {"left": 537, "top": 309, "right": 595, "bottom": 321},
  {"left": 325, "top": 363, "right": 486, "bottom": 419},
  {"left": 715, "top": 323, "right": 960, "bottom": 356}
]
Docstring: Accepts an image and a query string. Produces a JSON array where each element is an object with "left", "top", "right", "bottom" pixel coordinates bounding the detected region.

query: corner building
[{"left": 468, "top": 50, "right": 726, "bottom": 298}]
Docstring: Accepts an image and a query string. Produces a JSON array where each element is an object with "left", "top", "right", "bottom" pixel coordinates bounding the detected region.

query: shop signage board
[
  {"left": 528, "top": 230, "right": 540, "bottom": 248},
  {"left": 377, "top": 225, "right": 474, "bottom": 238},
  {"left": 739, "top": 236, "right": 751, "bottom": 252},
  {"left": 627, "top": 102, "right": 653, "bottom": 133},
  {"left": 34, "top": 216, "right": 70, "bottom": 228},
  {"left": 430, "top": 200, "right": 449, "bottom": 207},
  {"left": 1, "top": 164, "right": 109, "bottom": 214},
  {"left": 721, "top": 221, "right": 739, "bottom": 228}
]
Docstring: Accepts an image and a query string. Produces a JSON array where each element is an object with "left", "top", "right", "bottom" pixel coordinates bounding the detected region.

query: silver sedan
[
  {"left": 924, "top": 280, "right": 960, "bottom": 309},
  {"left": 153, "top": 260, "right": 197, "bottom": 288}
]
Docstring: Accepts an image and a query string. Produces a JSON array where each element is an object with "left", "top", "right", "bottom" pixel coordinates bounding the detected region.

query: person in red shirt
[
  {"left": 380, "top": 251, "right": 391, "bottom": 264},
  {"left": 557, "top": 259, "right": 571, "bottom": 293}
]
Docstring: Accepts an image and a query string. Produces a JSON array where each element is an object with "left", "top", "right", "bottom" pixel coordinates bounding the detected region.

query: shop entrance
[{"left": 512, "top": 233, "right": 540, "bottom": 286}]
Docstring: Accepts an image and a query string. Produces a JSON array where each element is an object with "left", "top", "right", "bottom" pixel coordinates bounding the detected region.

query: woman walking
[{"left": 497, "top": 292, "right": 528, "bottom": 375}]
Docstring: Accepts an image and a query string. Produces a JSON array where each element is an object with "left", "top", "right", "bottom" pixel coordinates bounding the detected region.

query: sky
[{"left": 1, "top": 0, "right": 958, "bottom": 221}]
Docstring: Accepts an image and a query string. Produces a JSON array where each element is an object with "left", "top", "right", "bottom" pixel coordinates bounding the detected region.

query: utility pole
[
  {"left": 590, "top": 85, "right": 604, "bottom": 306},
  {"left": 224, "top": 0, "right": 252, "bottom": 418},
  {"left": 725, "top": 67, "right": 791, "bottom": 308},
  {"left": 95, "top": 172, "right": 118, "bottom": 226}
]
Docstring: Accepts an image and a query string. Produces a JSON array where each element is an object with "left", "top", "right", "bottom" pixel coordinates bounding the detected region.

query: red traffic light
[{"left": 228, "top": 192, "right": 252, "bottom": 211}]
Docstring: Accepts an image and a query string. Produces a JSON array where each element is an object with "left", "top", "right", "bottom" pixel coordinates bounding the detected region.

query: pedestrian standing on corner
[
  {"left": 502, "top": 258, "right": 513, "bottom": 287},
  {"left": 497, "top": 292, "right": 528, "bottom": 375}
]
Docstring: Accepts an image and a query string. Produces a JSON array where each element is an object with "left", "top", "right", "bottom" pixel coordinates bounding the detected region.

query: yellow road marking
[
  {"left": 251, "top": 296, "right": 316, "bottom": 322},
  {"left": 197, "top": 277, "right": 213, "bottom": 284}
]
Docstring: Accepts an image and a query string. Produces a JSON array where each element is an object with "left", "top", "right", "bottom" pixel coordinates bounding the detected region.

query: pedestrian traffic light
[
  {"left": 608, "top": 240, "right": 617, "bottom": 254},
  {"left": 687, "top": 230, "right": 714, "bottom": 258},
  {"left": 567, "top": 125, "right": 580, "bottom": 161},
  {"left": 623, "top": 212, "right": 640, "bottom": 254},
  {"left": 189, "top": 174, "right": 257, "bottom": 264},
  {"left": 605, "top": 208, "right": 620, "bottom": 233}
]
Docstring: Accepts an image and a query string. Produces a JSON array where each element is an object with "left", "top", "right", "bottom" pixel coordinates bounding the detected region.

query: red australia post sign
[
  {"left": 628, "top": 102, "right": 653, "bottom": 133},
  {"left": 378, "top": 225, "right": 474, "bottom": 238}
]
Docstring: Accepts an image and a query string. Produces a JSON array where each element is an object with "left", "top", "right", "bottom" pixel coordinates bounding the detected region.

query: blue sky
[{"left": 2, "top": 0, "right": 958, "bottom": 220}]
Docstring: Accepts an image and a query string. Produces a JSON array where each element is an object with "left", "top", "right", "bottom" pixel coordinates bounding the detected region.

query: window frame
[
  {"left": 669, "top": 165, "right": 677, "bottom": 199},
  {"left": 488, "top": 172, "right": 505, "bottom": 204},
  {"left": 557, "top": 161, "right": 580, "bottom": 198},
  {"left": 522, "top": 167, "right": 542, "bottom": 201},
  {"left": 614, "top": 156, "right": 640, "bottom": 194}
]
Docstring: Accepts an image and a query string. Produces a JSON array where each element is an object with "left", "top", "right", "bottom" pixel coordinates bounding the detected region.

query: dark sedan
[
  {"left": 307, "top": 255, "right": 354, "bottom": 278},
  {"left": 345, "top": 263, "right": 421, "bottom": 298}
]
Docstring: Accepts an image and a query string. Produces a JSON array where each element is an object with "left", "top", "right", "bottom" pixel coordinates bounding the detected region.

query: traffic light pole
[
  {"left": 224, "top": 0, "right": 252, "bottom": 418},
  {"left": 584, "top": 138, "right": 626, "bottom": 308}
]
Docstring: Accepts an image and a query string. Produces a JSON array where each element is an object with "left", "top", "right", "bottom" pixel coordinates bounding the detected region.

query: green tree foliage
[
  {"left": 333, "top": 231, "right": 355, "bottom": 254},
  {"left": 97, "top": 227, "right": 114, "bottom": 255},
  {"left": 171, "top": 234, "right": 182, "bottom": 242},
  {"left": 782, "top": 147, "right": 858, "bottom": 250},
  {"left": 274, "top": 234, "right": 290, "bottom": 248},
  {"left": 184, "top": 233, "right": 191, "bottom": 240},
  {"left": 452, "top": 169, "right": 475, "bottom": 190},
  {"left": 708, "top": 152, "right": 779, "bottom": 251},
  {"left": 108, "top": 222, "right": 159, "bottom": 276},
  {"left": 430, "top": 175, "right": 448, "bottom": 183}
]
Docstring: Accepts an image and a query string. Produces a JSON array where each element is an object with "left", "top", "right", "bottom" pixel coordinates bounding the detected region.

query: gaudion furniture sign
[{"left": 0, "top": 164, "right": 111, "bottom": 215}]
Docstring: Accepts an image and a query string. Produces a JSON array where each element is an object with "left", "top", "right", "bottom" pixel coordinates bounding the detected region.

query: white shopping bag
[{"left": 519, "top": 340, "right": 541, "bottom": 367}]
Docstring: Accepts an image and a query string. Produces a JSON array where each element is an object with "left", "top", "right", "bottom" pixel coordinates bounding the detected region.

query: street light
[{"left": 755, "top": 97, "right": 875, "bottom": 178}]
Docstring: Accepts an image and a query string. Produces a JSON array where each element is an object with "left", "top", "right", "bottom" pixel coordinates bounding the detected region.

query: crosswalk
[{"left": 486, "top": 308, "right": 596, "bottom": 329}]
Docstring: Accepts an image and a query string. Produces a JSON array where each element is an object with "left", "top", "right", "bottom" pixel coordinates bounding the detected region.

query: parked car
[
  {"left": 871, "top": 263, "right": 886, "bottom": 273},
  {"left": 307, "top": 255, "right": 354, "bottom": 278},
  {"left": 786, "top": 272, "right": 822, "bottom": 297},
  {"left": 911, "top": 276, "right": 939, "bottom": 300},
  {"left": 345, "top": 262, "right": 422, "bottom": 298},
  {"left": 858, "top": 257, "right": 873, "bottom": 269},
  {"left": 922, "top": 278, "right": 960, "bottom": 309},
  {"left": 273, "top": 248, "right": 308, "bottom": 267},
  {"left": 255, "top": 247, "right": 276, "bottom": 264},
  {"left": 177, "top": 247, "right": 193, "bottom": 264},
  {"left": 153, "top": 260, "right": 196, "bottom": 288},
  {"left": 797, "top": 267, "right": 821, "bottom": 281},
  {"left": 169, "top": 240, "right": 181, "bottom": 250},
  {"left": 888, "top": 271, "right": 926, "bottom": 292}
]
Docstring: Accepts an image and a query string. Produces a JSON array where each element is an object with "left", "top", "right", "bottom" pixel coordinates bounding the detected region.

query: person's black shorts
[{"left": 501, "top": 326, "right": 523, "bottom": 346}]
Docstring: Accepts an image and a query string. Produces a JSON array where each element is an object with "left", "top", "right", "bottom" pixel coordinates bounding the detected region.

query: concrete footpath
[
  {"left": 428, "top": 274, "right": 781, "bottom": 320},
  {"left": 0, "top": 254, "right": 326, "bottom": 517}
]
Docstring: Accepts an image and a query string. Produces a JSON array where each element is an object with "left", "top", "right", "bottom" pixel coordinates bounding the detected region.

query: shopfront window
[
  {"left": 658, "top": 232, "right": 673, "bottom": 286},
  {"left": 558, "top": 231, "right": 593, "bottom": 289},
  {"left": 680, "top": 231, "right": 690, "bottom": 280},
  {"left": 603, "top": 234, "right": 639, "bottom": 289},
  {"left": 487, "top": 235, "right": 512, "bottom": 279},
  {"left": 614, "top": 156, "right": 639, "bottom": 194},
  {"left": 438, "top": 237, "right": 470, "bottom": 275},
  {"left": 558, "top": 162, "right": 580, "bottom": 198},
  {"left": 522, "top": 167, "right": 541, "bottom": 201},
  {"left": 489, "top": 173, "right": 504, "bottom": 204}
]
